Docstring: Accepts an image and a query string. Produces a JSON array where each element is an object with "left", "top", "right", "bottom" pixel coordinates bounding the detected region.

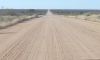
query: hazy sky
[{"left": 0, "top": 0, "right": 100, "bottom": 9}]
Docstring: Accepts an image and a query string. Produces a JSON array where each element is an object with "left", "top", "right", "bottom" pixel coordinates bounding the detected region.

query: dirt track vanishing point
[{"left": 0, "top": 11, "right": 100, "bottom": 60}]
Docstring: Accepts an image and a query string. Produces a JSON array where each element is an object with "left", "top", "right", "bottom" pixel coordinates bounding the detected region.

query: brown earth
[{"left": 0, "top": 11, "right": 100, "bottom": 60}]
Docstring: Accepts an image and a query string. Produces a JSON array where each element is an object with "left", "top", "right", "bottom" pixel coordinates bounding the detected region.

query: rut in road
[{"left": 0, "top": 11, "right": 100, "bottom": 60}]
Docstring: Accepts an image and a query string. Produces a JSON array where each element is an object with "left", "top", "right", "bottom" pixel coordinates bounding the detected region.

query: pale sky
[{"left": 0, "top": 0, "right": 100, "bottom": 9}]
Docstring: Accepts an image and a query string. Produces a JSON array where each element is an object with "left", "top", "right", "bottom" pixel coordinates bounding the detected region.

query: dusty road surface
[{"left": 0, "top": 11, "right": 100, "bottom": 60}]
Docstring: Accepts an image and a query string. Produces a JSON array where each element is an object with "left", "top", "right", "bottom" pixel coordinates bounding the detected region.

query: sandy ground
[{"left": 0, "top": 11, "right": 100, "bottom": 60}]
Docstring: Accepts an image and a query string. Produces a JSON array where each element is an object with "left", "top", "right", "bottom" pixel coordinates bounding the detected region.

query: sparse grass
[
  {"left": 0, "top": 9, "right": 46, "bottom": 29},
  {"left": 51, "top": 10, "right": 100, "bottom": 22},
  {"left": 0, "top": 15, "right": 36, "bottom": 28},
  {"left": 66, "top": 13, "right": 100, "bottom": 23},
  {"left": 76, "top": 14, "right": 100, "bottom": 22}
]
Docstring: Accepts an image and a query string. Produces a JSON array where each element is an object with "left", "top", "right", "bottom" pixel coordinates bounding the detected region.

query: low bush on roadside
[
  {"left": 66, "top": 13, "right": 100, "bottom": 22},
  {"left": 0, "top": 15, "right": 36, "bottom": 28},
  {"left": 0, "top": 9, "right": 38, "bottom": 29},
  {"left": 75, "top": 14, "right": 100, "bottom": 22}
]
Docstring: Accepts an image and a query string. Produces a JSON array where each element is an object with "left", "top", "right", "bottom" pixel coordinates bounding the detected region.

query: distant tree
[
  {"left": 27, "top": 9, "right": 35, "bottom": 13},
  {"left": 61, "top": 12, "right": 63, "bottom": 13},
  {"left": 67, "top": 12, "right": 70, "bottom": 14},
  {"left": 1, "top": 9, "right": 16, "bottom": 16},
  {"left": 80, "top": 12, "right": 84, "bottom": 14}
]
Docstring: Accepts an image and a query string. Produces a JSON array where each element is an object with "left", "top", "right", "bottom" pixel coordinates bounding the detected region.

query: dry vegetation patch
[
  {"left": 76, "top": 14, "right": 100, "bottom": 22},
  {"left": 0, "top": 9, "right": 39, "bottom": 29},
  {"left": 66, "top": 13, "right": 100, "bottom": 22},
  {"left": 0, "top": 15, "right": 36, "bottom": 28}
]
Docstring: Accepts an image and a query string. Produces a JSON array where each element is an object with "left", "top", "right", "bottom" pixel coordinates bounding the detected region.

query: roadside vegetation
[
  {"left": 0, "top": 9, "right": 47, "bottom": 29},
  {"left": 51, "top": 9, "right": 100, "bottom": 22},
  {"left": 75, "top": 13, "right": 100, "bottom": 22}
]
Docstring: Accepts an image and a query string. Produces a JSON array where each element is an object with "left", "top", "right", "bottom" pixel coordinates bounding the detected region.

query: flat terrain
[{"left": 0, "top": 11, "right": 100, "bottom": 60}]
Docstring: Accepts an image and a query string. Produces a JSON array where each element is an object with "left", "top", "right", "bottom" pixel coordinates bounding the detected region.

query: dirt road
[{"left": 0, "top": 11, "right": 100, "bottom": 60}]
